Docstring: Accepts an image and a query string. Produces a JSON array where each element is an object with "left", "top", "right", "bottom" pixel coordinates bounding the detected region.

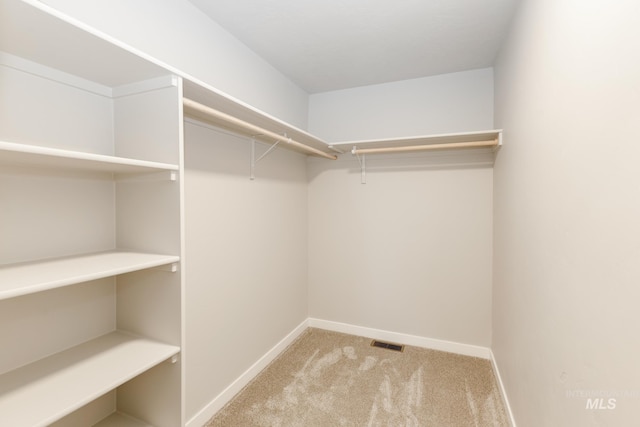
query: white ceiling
[{"left": 188, "top": 0, "right": 521, "bottom": 94}]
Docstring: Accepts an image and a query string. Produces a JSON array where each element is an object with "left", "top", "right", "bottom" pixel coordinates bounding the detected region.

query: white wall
[
  {"left": 184, "top": 121, "right": 308, "bottom": 421},
  {"left": 308, "top": 68, "right": 494, "bottom": 142},
  {"left": 38, "top": 0, "right": 309, "bottom": 128},
  {"left": 307, "top": 70, "right": 495, "bottom": 348},
  {"left": 493, "top": 0, "right": 640, "bottom": 424}
]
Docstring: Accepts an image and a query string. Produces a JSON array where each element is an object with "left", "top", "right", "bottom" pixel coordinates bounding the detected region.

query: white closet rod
[
  {"left": 183, "top": 98, "right": 337, "bottom": 160},
  {"left": 351, "top": 139, "right": 499, "bottom": 155}
]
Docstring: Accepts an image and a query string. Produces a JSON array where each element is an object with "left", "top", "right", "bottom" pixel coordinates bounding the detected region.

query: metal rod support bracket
[
  {"left": 352, "top": 146, "right": 366, "bottom": 184},
  {"left": 250, "top": 135, "right": 283, "bottom": 180}
]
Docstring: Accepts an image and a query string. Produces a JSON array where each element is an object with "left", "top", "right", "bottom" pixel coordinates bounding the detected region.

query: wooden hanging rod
[
  {"left": 183, "top": 98, "right": 337, "bottom": 160},
  {"left": 351, "top": 139, "right": 500, "bottom": 156}
]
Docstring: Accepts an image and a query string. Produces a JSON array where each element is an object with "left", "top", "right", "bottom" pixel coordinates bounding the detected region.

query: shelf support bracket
[
  {"left": 328, "top": 145, "right": 346, "bottom": 154},
  {"left": 352, "top": 146, "right": 366, "bottom": 184},
  {"left": 116, "top": 170, "right": 178, "bottom": 183},
  {"left": 250, "top": 135, "right": 283, "bottom": 180},
  {"left": 154, "top": 262, "right": 179, "bottom": 273}
]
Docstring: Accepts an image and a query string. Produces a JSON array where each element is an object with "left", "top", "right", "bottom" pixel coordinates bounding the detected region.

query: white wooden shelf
[
  {"left": 0, "top": 331, "right": 179, "bottom": 427},
  {"left": 94, "top": 412, "right": 154, "bottom": 427},
  {"left": 0, "top": 140, "right": 179, "bottom": 174},
  {"left": 330, "top": 129, "right": 503, "bottom": 155},
  {"left": 0, "top": 251, "right": 180, "bottom": 301},
  {"left": 0, "top": 0, "right": 169, "bottom": 91}
]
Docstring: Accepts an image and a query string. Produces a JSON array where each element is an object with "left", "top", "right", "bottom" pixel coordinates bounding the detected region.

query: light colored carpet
[{"left": 205, "top": 328, "right": 509, "bottom": 426}]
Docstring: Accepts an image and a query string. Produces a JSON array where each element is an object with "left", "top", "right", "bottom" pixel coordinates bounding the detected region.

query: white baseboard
[
  {"left": 489, "top": 350, "right": 517, "bottom": 427},
  {"left": 308, "top": 318, "right": 492, "bottom": 359},
  {"left": 185, "top": 319, "right": 309, "bottom": 427},
  {"left": 187, "top": 318, "right": 499, "bottom": 426}
]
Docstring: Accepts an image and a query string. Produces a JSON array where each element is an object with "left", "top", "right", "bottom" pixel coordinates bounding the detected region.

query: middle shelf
[{"left": 0, "top": 251, "right": 180, "bottom": 301}]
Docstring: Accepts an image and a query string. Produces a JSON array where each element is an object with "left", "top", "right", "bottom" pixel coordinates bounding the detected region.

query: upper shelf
[
  {"left": 0, "top": 140, "right": 179, "bottom": 174},
  {"left": 0, "top": 0, "right": 168, "bottom": 89},
  {"left": 331, "top": 130, "right": 503, "bottom": 155}
]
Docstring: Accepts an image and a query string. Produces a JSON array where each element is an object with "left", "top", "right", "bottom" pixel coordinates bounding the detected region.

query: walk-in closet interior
[{"left": 1, "top": 0, "right": 638, "bottom": 425}]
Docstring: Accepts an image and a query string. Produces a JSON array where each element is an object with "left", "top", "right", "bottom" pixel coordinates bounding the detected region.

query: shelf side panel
[
  {"left": 114, "top": 80, "right": 181, "bottom": 165},
  {"left": 114, "top": 80, "right": 182, "bottom": 254},
  {"left": 117, "top": 358, "right": 182, "bottom": 427},
  {"left": 113, "top": 78, "right": 183, "bottom": 426}
]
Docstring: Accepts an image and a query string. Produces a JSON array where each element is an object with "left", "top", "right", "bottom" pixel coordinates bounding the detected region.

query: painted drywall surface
[
  {"left": 184, "top": 121, "right": 308, "bottom": 419},
  {"left": 38, "top": 0, "right": 309, "bottom": 128},
  {"left": 308, "top": 154, "right": 494, "bottom": 346},
  {"left": 493, "top": 0, "right": 640, "bottom": 424},
  {"left": 307, "top": 70, "right": 495, "bottom": 347},
  {"left": 308, "top": 68, "right": 494, "bottom": 142}
]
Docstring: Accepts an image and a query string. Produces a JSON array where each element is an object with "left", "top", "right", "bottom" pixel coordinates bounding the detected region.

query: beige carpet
[{"left": 205, "top": 328, "right": 509, "bottom": 426}]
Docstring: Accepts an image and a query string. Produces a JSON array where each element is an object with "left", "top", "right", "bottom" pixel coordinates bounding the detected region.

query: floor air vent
[{"left": 371, "top": 340, "right": 404, "bottom": 352}]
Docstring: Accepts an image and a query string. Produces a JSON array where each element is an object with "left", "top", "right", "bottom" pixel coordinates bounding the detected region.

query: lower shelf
[
  {"left": 0, "top": 331, "right": 180, "bottom": 427},
  {"left": 94, "top": 412, "right": 154, "bottom": 427}
]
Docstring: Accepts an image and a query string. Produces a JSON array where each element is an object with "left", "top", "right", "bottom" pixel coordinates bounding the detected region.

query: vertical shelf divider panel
[{"left": 114, "top": 76, "right": 184, "bottom": 427}]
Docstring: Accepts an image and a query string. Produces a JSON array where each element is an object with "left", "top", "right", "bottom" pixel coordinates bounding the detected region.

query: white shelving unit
[{"left": 0, "top": 0, "right": 184, "bottom": 426}]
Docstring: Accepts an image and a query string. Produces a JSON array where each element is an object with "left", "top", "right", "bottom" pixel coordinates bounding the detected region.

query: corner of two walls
[
  {"left": 306, "top": 68, "right": 495, "bottom": 349},
  {"left": 184, "top": 121, "right": 309, "bottom": 419},
  {"left": 182, "top": 65, "right": 498, "bottom": 420},
  {"left": 182, "top": 67, "right": 499, "bottom": 391}
]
